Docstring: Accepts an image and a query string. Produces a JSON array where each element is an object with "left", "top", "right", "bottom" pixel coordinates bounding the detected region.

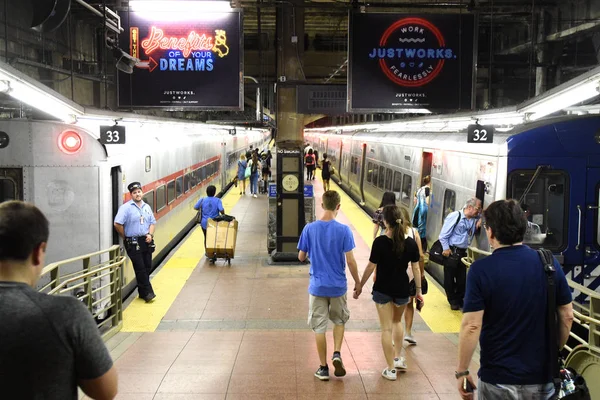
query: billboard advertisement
[
  {"left": 118, "top": 10, "right": 243, "bottom": 110},
  {"left": 348, "top": 13, "right": 476, "bottom": 112}
]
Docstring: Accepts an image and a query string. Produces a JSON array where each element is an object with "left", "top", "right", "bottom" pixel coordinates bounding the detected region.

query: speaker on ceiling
[{"left": 31, "top": 0, "right": 71, "bottom": 33}]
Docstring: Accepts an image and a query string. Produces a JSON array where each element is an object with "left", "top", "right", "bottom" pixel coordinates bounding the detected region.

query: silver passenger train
[
  {"left": 0, "top": 111, "right": 270, "bottom": 294},
  {"left": 305, "top": 115, "right": 600, "bottom": 291}
]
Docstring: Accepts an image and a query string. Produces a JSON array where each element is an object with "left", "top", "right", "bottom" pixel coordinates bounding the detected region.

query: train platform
[{"left": 88, "top": 178, "right": 479, "bottom": 400}]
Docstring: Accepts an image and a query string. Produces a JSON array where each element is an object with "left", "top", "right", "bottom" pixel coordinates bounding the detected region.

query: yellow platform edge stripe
[
  {"left": 330, "top": 180, "right": 462, "bottom": 333},
  {"left": 121, "top": 187, "right": 242, "bottom": 332}
]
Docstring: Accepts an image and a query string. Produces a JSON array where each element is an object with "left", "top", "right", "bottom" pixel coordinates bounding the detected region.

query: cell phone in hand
[
  {"left": 416, "top": 298, "right": 423, "bottom": 311},
  {"left": 463, "top": 377, "right": 474, "bottom": 393}
]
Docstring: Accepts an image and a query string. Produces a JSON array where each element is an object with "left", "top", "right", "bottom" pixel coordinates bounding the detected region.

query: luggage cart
[{"left": 205, "top": 216, "right": 238, "bottom": 266}]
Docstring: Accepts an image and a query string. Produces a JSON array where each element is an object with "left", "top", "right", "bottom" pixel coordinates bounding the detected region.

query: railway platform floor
[{"left": 87, "top": 176, "right": 479, "bottom": 400}]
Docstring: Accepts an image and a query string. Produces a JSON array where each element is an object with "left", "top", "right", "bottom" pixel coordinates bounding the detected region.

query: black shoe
[
  {"left": 332, "top": 354, "right": 346, "bottom": 377},
  {"left": 144, "top": 293, "right": 156, "bottom": 303},
  {"left": 314, "top": 365, "right": 329, "bottom": 381},
  {"left": 450, "top": 304, "right": 460, "bottom": 311}
]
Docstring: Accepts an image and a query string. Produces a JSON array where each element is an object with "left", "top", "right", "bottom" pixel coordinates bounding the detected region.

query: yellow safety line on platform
[
  {"left": 122, "top": 187, "right": 242, "bottom": 332},
  {"left": 330, "top": 180, "right": 462, "bottom": 333}
]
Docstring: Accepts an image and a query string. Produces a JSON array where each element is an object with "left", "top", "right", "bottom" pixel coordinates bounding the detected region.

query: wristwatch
[
  {"left": 147, "top": 233, "right": 153, "bottom": 238},
  {"left": 455, "top": 370, "right": 469, "bottom": 379}
]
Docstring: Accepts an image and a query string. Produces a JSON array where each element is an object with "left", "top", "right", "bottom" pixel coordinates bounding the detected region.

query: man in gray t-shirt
[{"left": 0, "top": 201, "right": 117, "bottom": 399}]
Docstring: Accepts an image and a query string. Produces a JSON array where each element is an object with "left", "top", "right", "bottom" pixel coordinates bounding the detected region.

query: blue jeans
[
  {"left": 250, "top": 174, "right": 258, "bottom": 194},
  {"left": 478, "top": 380, "right": 554, "bottom": 400}
]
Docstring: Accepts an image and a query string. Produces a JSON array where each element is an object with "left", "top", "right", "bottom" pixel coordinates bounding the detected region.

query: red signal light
[{"left": 58, "top": 130, "right": 82, "bottom": 154}]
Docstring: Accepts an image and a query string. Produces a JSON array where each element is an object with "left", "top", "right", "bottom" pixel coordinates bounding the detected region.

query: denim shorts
[{"left": 372, "top": 290, "right": 409, "bottom": 306}]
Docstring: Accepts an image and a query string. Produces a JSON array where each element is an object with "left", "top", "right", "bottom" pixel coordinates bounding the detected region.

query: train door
[
  {"left": 421, "top": 152, "right": 433, "bottom": 183},
  {"left": 583, "top": 168, "right": 600, "bottom": 289},
  {"left": 338, "top": 141, "right": 343, "bottom": 183},
  {"left": 110, "top": 166, "right": 121, "bottom": 245},
  {"left": 221, "top": 141, "right": 227, "bottom": 191},
  {"left": 0, "top": 168, "right": 23, "bottom": 202}
]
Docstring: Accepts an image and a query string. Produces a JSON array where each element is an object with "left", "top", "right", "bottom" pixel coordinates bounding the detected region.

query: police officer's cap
[{"left": 128, "top": 182, "right": 142, "bottom": 193}]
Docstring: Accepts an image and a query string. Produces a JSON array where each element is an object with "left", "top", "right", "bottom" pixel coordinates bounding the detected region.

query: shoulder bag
[
  {"left": 244, "top": 163, "right": 251, "bottom": 179},
  {"left": 428, "top": 212, "right": 461, "bottom": 265},
  {"left": 538, "top": 249, "right": 590, "bottom": 400}
]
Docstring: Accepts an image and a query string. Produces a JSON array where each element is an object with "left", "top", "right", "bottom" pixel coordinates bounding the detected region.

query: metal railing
[
  {"left": 461, "top": 246, "right": 492, "bottom": 267},
  {"left": 38, "top": 245, "right": 125, "bottom": 342}
]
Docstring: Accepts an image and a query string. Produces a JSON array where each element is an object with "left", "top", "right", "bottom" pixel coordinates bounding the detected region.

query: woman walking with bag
[
  {"left": 354, "top": 205, "right": 424, "bottom": 380},
  {"left": 237, "top": 154, "right": 248, "bottom": 195},
  {"left": 249, "top": 152, "right": 261, "bottom": 198}
]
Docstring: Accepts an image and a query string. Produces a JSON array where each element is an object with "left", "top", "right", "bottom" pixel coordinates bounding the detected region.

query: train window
[
  {"left": 393, "top": 171, "right": 402, "bottom": 192},
  {"left": 184, "top": 172, "right": 192, "bottom": 193},
  {"left": 385, "top": 168, "right": 393, "bottom": 191},
  {"left": 372, "top": 164, "right": 379, "bottom": 186},
  {"left": 145, "top": 156, "right": 151, "bottom": 172},
  {"left": 142, "top": 190, "right": 154, "bottom": 212},
  {"left": 442, "top": 189, "right": 456, "bottom": 220},
  {"left": 367, "top": 162, "right": 373, "bottom": 183},
  {"left": 508, "top": 170, "right": 569, "bottom": 251},
  {"left": 401, "top": 175, "right": 412, "bottom": 206},
  {"left": 167, "top": 180, "right": 176, "bottom": 204},
  {"left": 176, "top": 176, "right": 183, "bottom": 198},
  {"left": 0, "top": 178, "right": 16, "bottom": 202},
  {"left": 378, "top": 166, "right": 385, "bottom": 189},
  {"left": 156, "top": 185, "right": 166, "bottom": 211}
]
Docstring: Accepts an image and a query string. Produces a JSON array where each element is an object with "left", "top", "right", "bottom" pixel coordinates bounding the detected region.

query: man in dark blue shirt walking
[{"left": 456, "top": 199, "right": 573, "bottom": 400}]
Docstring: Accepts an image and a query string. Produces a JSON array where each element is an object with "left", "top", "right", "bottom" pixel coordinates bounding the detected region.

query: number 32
[{"left": 473, "top": 129, "right": 488, "bottom": 141}]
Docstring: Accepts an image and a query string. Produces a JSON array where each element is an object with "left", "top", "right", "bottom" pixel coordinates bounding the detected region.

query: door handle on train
[
  {"left": 576, "top": 205, "right": 582, "bottom": 251},
  {"left": 588, "top": 205, "right": 599, "bottom": 210}
]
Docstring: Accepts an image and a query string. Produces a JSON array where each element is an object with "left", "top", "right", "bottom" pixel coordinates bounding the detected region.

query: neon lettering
[{"left": 142, "top": 26, "right": 215, "bottom": 58}]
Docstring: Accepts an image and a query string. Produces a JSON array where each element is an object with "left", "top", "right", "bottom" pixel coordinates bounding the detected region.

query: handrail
[
  {"left": 459, "top": 246, "right": 600, "bottom": 364},
  {"left": 38, "top": 245, "right": 125, "bottom": 342}
]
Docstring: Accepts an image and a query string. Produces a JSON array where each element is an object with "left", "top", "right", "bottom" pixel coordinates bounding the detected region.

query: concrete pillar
[
  {"left": 535, "top": 11, "right": 548, "bottom": 96},
  {"left": 271, "top": 0, "right": 308, "bottom": 260}
]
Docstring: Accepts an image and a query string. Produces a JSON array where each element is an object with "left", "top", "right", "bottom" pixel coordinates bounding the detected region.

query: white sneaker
[
  {"left": 381, "top": 368, "right": 397, "bottom": 381},
  {"left": 253, "top": 194, "right": 257, "bottom": 198},
  {"left": 394, "top": 357, "right": 407, "bottom": 370},
  {"left": 404, "top": 335, "right": 417, "bottom": 345}
]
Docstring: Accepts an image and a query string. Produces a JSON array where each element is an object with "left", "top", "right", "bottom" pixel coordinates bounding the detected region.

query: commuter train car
[
  {"left": 305, "top": 115, "right": 600, "bottom": 292},
  {"left": 0, "top": 112, "right": 270, "bottom": 295}
]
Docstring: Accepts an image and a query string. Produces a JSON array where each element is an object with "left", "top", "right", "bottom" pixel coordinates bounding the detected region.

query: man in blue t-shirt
[
  {"left": 194, "top": 185, "right": 225, "bottom": 249},
  {"left": 298, "top": 190, "right": 361, "bottom": 382},
  {"left": 456, "top": 199, "right": 574, "bottom": 400}
]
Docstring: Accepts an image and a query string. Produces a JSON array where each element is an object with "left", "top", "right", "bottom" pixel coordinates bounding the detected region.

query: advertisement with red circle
[{"left": 348, "top": 13, "right": 476, "bottom": 112}]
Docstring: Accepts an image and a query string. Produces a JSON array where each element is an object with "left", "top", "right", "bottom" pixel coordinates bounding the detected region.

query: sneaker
[
  {"left": 394, "top": 357, "right": 407, "bottom": 370},
  {"left": 314, "top": 365, "right": 329, "bottom": 381},
  {"left": 404, "top": 335, "right": 417, "bottom": 345},
  {"left": 253, "top": 194, "right": 257, "bottom": 198},
  {"left": 382, "top": 368, "right": 397, "bottom": 381},
  {"left": 332, "top": 354, "right": 346, "bottom": 377}
]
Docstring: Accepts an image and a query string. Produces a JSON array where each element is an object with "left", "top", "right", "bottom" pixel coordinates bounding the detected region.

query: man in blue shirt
[
  {"left": 439, "top": 197, "right": 482, "bottom": 310},
  {"left": 298, "top": 190, "right": 361, "bottom": 381},
  {"left": 194, "top": 185, "right": 225, "bottom": 250},
  {"left": 114, "top": 182, "right": 157, "bottom": 303},
  {"left": 456, "top": 199, "right": 573, "bottom": 400}
]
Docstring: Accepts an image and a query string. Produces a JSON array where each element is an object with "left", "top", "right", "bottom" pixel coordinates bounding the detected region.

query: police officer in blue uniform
[{"left": 114, "top": 182, "right": 157, "bottom": 303}]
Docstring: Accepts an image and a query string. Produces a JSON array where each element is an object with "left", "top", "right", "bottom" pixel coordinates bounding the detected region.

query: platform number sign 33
[
  {"left": 100, "top": 125, "right": 126, "bottom": 144},
  {"left": 467, "top": 124, "right": 494, "bottom": 144}
]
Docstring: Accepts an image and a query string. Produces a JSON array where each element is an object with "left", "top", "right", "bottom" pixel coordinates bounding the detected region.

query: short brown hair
[
  {"left": 423, "top": 175, "right": 431, "bottom": 185},
  {"left": 322, "top": 190, "right": 341, "bottom": 211},
  {"left": 0, "top": 201, "right": 49, "bottom": 261}
]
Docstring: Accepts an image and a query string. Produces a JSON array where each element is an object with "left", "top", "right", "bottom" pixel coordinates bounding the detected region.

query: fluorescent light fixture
[
  {"left": 129, "top": 1, "right": 233, "bottom": 13},
  {"left": 521, "top": 82, "right": 599, "bottom": 121},
  {"left": 0, "top": 60, "right": 84, "bottom": 123}
]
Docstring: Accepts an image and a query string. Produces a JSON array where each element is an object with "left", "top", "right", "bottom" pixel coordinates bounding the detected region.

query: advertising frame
[
  {"left": 117, "top": 8, "right": 244, "bottom": 111},
  {"left": 347, "top": 11, "right": 478, "bottom": 113}
]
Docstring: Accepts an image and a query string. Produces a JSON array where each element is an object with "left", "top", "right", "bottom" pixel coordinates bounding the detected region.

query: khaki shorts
[{"left": 308, "top": 294, "right": 350, "bottom": 333}]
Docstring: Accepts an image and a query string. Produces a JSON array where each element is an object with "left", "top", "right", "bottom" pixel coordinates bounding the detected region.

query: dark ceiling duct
[{"left": 31, "top": 0, "right": 72, "bottom": 33}]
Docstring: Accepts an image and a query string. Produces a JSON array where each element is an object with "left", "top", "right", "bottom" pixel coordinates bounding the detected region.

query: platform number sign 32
[
  {"left": 100, "top": 125, "right": 126, "bottom": 144},
  {"left": 467, "top": 125, "right": 494, "bottom": 144}
]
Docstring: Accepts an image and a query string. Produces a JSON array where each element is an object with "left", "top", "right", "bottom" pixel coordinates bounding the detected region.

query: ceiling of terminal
[{"left": 0, "top": 0, "right": 598, "bottom": 123}]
